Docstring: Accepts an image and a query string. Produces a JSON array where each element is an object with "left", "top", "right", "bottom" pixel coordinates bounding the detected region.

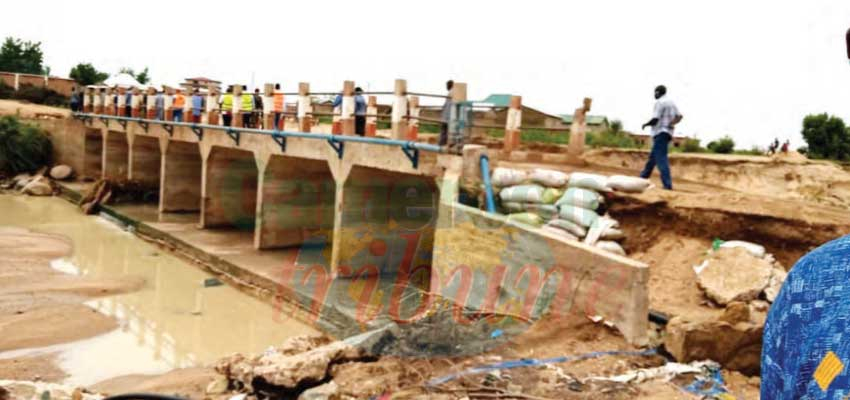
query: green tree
[
  {"left": 707, "top": 135, "right": 735, "bottom": 154},
  {"left": 69, "top": 63, "right": 109, "bottom": 86},
  {"left": 801, "top": 113, "right": 850, "bottom": 160},
  {"left": 680, "top": 137, "right": 703, "bottom": 153},
  {"left": 0, "top": 37, "right": 46, "bottom": 75},
  {"left": 119, "top": 66, "right": 151, "bottom": 85}
]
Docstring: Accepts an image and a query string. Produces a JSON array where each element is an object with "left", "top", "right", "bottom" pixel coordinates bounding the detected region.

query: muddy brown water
[{"left": 0, "top": 195, "right": 318, "bottom": 386}]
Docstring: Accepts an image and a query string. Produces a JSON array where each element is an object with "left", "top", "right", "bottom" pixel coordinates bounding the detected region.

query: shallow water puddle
[{"left": 0, "top": 195, "right": 318, "bottom": 386}]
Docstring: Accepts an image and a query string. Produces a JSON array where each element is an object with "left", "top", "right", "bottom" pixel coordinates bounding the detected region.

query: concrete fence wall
[{"left": 0, "top": 71, "right": 76, "bottom": 96}]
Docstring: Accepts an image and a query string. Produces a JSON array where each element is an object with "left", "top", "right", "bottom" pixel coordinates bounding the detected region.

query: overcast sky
[{"left": 3, "top": 0, "right": 850, "bottom": 148}]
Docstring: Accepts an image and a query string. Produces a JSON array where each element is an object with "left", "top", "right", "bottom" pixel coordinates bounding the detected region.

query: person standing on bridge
[
  {"left": 155, "top": 88, "right": 164, "bottom": 120},
  {"left": 272, "top": 83, "right": 284, "bottom": 130},
  {"left": 220, "top": 86, "right": 234, "bottom": 127},
  {"left": 191, "top": 88, "right": 204, "bottom": 124},
  {"left": 241, "top": 85, "right": 254, "bottom": 128},
  {"left": 172, "top": 88, "right": 186, "bottom": 122},
  {"left": 253, "top": 88, "right": 264, "bottom": 129},
  {"left": 440, "top": 80, "right": 454, "bottom": 146},
  {"left": 354, "top": 87, "right": 367, "bottom": 136},
  {"left": 639, "top": 85, "right": 682, "bottom": 190}
]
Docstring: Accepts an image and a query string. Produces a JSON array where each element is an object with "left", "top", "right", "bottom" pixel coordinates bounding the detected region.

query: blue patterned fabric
[{"left": 762, "top": 235, "right": 850, "bottom": 399}]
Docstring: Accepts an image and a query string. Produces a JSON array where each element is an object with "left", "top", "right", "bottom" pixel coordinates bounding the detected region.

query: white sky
[{"left": 3, "top": 0, "right": 850, "bottom": 148}]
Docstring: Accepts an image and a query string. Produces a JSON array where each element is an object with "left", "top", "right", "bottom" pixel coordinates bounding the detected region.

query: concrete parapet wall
[{"left": 432, "top": 204, "right": 649, "bottom": 345}]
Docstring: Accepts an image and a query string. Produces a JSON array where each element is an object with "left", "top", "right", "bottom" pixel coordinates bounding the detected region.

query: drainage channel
[{"left": 0, "top": 195, "right": 318, "bottom": 386}]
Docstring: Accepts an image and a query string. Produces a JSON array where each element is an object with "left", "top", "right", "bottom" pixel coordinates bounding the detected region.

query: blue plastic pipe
[{"left": 480, "top": 154, "right": 496, "bottom": 213}]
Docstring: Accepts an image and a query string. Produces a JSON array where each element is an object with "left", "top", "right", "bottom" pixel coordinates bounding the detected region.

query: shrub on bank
[{"left": 0, "top": 115, "right": 52, "bottom": 175}]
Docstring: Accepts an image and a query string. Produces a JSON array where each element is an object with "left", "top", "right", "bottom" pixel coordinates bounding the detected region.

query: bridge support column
[
  {"left": 254, "top": 153, "right": 336, "bottom": 250},
  {"left": 298, "top": 82, "right": 312, "bottom": 132},
  {"left": 334, "top": 165, "right": 437, "bottom": 287},
  {"left": 159, "top": 139, "right": 202, "bottom": 212},
  {"left": 103, "top": 130, "right": 129, "bottom": 180},
  {"left": 365, "top": 96, "right": 377, "bottom": 137},
  {"left": 129, "top": 134, "right": 161, "bottom": 189},
  {"left": 503, "top": 96, "right": 522, "bottom": 153},
  {"left": 340, "top": 81, "right": 355, "bottom": 135},
  {"left": 83, "top": 128, "right": 103, "bottom": 179},
  {"left": 391, "top": 79, "right": 408, "bottom": 140},
  {"left": 408, "top": 96, "right": 420, "bottom": 140},
  {"left": 200, "top": 146, "right": 258, "bottom": 230}
]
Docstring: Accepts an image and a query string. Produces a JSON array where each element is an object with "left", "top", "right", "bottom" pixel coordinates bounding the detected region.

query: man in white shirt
[{"left": 639, "top": 85, "right": 682, "bottom": 190}]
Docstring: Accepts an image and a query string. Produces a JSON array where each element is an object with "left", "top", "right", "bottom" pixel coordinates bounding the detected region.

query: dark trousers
[
  {"left": 640, "top": 132, "right": 673, "bottom": 190},
  {"left": 243, "top": 112, "right": 252, "bottom": 128},
  {"left": 222, "top": 113, "right": 232, "bottom": 127},
  {"left": 355, "top": 115, "right": 366, "bottom": 136},
  {"left": 274, "top": 112, "right": 282, "bottom": 130},
  {"left": 439, "top": 123, "right": 449, "bottom": 146},
  {"left": 173, "top": 109, "right": 183, "bottom": 122}
]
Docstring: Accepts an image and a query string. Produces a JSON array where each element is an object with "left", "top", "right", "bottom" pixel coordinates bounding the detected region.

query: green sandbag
[
  {"left": 556, "top": 187, "right": 602, "bottom": 210},
  {"left": 507, "top": 212, "right": 544, "bottom": 227},
  {"left": 499, "top": 184, "right": 545, "bottom": 203},
  {"left": 545, "top": 219, "right": 587, "bottom": 237},
  {"left": 503, "top": 202, "right": 558, "bottom": 220},
  {"left": 541, "top": 188, "right": 564, "bottom": 204},
  {"left": 558, "top": 205, "right": 599, "bottom": 227}
]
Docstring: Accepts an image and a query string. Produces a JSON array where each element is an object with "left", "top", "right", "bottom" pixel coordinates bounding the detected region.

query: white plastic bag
[
  {"left": 719, "top": 240, "right": 766, "bottom": 258},
  {"left": 499, "top": 185, "right": 545, "bottom": 203},
  {"left": 584, "top": 216, "right": 619, "bottom": 246},
  {"left": 607, "top": 175, "right": 653, "bottom": 193},
  {"left": 492, "top": 167, "right": 528, "bottom": 187},
  {"left": 596, "top": 240, "right": 627, "bottom": 256},
  {"left": 568, "top": 172, "right": 610, "bottom": 192},
  {"left": 529, "top": 168, "right": 569, "bottom": 187},
  {"left": 558, "top": 205, "right": 599, "bottom": 227},
  {"left": 556, "top": 187, "right": 603, "bottom": 210},
  {"left": 545, "top": 219, "right": 587, "bottom": 237}
]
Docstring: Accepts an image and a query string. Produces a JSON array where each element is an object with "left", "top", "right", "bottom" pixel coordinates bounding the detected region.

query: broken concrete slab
[
  {"left": 664, "top": 304, "right": 765, "bottom": 375},
  {"left": 216, "top": 334, "right": 365, "bottom": 391},
  {"left": 764, "top": 267, "right": 788, "bottom": 303},
  {"left": 21, "top": 176, "right": 52, "bottom": 196},
  {"left": 696, "top": 247, "right": 772, "bottom": 305}
]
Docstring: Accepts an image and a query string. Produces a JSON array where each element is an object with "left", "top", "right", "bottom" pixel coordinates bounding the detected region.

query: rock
[
  {"left": 298, "top": 381, "right": 338, "bottom": 400},
  {"left": 720, "top": 302, "right": 751, "bottom": 325},
  {"left": 216, "top": 334, "right": 365, "bottom": 390},
  {"left": 21, "top": 177, "right": 52, "bottom": 196},
  {"left": 696, "top": 247, "right": 773, "bottom": 305},
  {"left": 764, "top": 267, "right": 787, "bottom": 303},
  {"left": 49, "top": 165, "right": 73, "bottom": 180},
  {"left": 664, "top": 315, "right": 762, "bottom": 375},
  {"left": 13, "top": 173, "right": 32, "bottom": 189},
  {"left": 205, "top": 375, "right": 229, "bottom": 395}
]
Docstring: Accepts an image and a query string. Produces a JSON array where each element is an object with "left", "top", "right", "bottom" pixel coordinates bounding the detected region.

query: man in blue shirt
[
  {"left": 191, "top": 89, "right": 204, "bottom": 123},
  {"left": 332, "top": 87, "right": 368, "bottom": 136},
  {"left": 763, "top": 234, "right": 850, "bottom": 399}
]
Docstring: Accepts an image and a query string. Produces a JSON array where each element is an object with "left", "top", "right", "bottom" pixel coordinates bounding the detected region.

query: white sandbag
[
  {"left": 507, "top": 212, "right": 544, "bottom": 227},
  {"left": 541, "top": 226, "right": 579, "bottom": 241},
  {"left": 584, "top": 216, "right": 618, "bottom": 246},
  {"left": 541, "top": 188, "right": 564, "bottom": 205},
  {"left": 492, "top": 167, "right": 528, "bottom": 187},
  {"left": 558, "top": 205, "right": 599, "bottom": 227},
  {"left": 596, "top": 240, "right": 627, "bottom": 256},
  {"left": 556, "top": 187, "right": 602, "bottom": 210},
  {"left": 607, "top": 175, "right": 653, "bottom": 193},
  {"left": 502, "top": 202, "right": 558, "bottom": 220},
  {"left": 545, "top": 219, "right": 587, "bottom": 237},
  {"left": 499, "top": 185, "right": 545, "bottom": 203},
  {"left": 600, "top": 227, "right": 625, "bottom": 241},
  {"left": 568, "top": 172, "right": 610, "bottom": 192},
  {"left": 529, "top": 168, "right": 569, "bottom": 187},
  {"left": 719, "top": 240, "right": 766, "bottom": 259}
]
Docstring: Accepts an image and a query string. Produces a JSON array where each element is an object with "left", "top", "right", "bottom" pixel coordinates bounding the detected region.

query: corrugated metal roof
[
  {"left": 559, "top": 114, "right": 608, "bottom": 125},
  {"left": 477, "top": 94, "right": 512, "bottom": 107}
]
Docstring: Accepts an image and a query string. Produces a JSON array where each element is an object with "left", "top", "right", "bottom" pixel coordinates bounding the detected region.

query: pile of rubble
[
  {"left": 492, "top": 167, "right": 652, "bottom": 256},
  {"left": 664, "top": 241, "right": 788, "bottom": 375},
  {"left": 1, "top": 164, "right": 73, "bottom": 196}
]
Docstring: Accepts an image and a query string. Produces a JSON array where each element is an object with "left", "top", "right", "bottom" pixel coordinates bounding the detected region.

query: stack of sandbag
[
  {"left": 494, "top": 167, "right": 567, "bottom": 228},
  {"left": 542, "top": 172, "right": 628, "bottom": 256}
]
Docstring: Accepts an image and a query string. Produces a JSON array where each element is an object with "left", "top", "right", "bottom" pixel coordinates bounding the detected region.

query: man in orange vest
[
  {"left": 173, "top": 88, "right": 186, "bottom": 122},
  {"left": 272, "top": 83, "right": 284, "bottom": 130}
]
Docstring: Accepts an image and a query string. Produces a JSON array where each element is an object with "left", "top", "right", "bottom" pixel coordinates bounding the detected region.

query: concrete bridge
[{"left": 37, "top": 101, "right": 649, "bottom": 345}]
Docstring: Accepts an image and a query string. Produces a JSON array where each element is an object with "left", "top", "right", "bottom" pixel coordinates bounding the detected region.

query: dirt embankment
[
  {"left": 0, "top": 226, "right": 144, "bottom": 382},
  {"left": 584, "top": 148, "right": 850, "bottom": 209}
]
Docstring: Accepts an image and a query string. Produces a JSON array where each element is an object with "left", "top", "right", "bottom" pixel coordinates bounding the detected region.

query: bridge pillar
[
  {"left": 254, "top": 153, "right": 336, "bottom": 250},
  {"left": 159, "top": 139, "right": 202, "bottom": 212},
  {"left": 103, "top": 130, "right": 129, "bottom": 180},
  {"left": 391, "top": 79, "right": 408, "bottom": 140},
  {"left": 128, "top": 134, "right": 161, "bottom": 189},
  {"left": 298, "top": 82, "right": 312, "bottom": 132},
  {"left": 334, "top": 165, "right": 437, "bottom": 287},
  {"left": 82, "top": 128, "right": 103, "bottom": 179},
  {"left": 206, "top": 86, "right": 220, "bottom": 125},
  {"left": 365, "top": 96, "right": 378, "bottom": 137},
  {"left": 503, "top": 95, "right": 522, "bottom": 153},
  {"left": 408, "top": 96, "right": 420, "bottom": 140},
  {"left": 200, "top": 146, "right": 258, "bottom": 230},
  {"left": 340, "top": 81, "right": 355, "bottom": 135}
]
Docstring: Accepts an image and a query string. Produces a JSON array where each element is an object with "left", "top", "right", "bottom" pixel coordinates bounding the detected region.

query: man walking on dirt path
[{"left": 639, "top": 85, "right": 682, "bottom": 190}]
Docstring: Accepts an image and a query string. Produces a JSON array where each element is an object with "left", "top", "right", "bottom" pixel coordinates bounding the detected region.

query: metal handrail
[{"left": 72, "top": 113, "right": 443, "bottom": 153}]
